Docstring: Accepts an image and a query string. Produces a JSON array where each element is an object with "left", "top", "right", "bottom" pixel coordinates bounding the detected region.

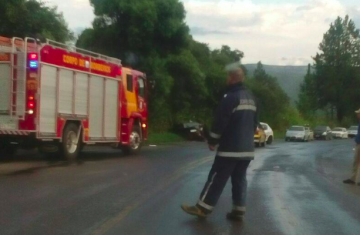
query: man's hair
[{"left": 225, "top": 62, "right": 246, "bottom": 82}]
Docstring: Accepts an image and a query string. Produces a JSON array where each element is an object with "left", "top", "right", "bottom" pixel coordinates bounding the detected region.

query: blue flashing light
[{"left": 29, "top": 61, "right": 38, "bottom": 69}]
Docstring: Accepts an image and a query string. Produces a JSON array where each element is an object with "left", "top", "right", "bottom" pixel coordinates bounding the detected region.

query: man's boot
[{"left": 181, "top": 205, "right": 210, "bottom": 218}]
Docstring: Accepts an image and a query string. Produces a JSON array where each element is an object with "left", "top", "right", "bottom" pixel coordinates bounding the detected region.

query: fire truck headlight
[
  {"left": 28, "top": 110, "right": 34, "bottom": 115},
  {"left": 142, "top": 123, "right": 147, "bottom": 128}
]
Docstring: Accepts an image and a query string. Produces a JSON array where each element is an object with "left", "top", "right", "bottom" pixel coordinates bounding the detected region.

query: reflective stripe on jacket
[{"left": 208, "top": 82, "right": 258, "bottom": 160}]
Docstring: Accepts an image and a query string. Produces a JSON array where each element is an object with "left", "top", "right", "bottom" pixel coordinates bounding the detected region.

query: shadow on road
[
  {"left": 183, "top": 219, "right": 245, "bottom": 235},
  {"left": 0, "top": 147, "right": 132, "bottom": 176}
]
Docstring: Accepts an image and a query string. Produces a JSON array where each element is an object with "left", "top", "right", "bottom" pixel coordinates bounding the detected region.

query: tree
[
  {"left": 0, "top": 0, "right": 73, "bottom": 42},
  {"left": 297, "top": 64, "right": 317, "bottom": 119},
  {"left": 77, "top": 0, "right": 247, "bottom": 131},
  {"left": 247, "top": 62, "right": 290, "bottom": 129},
  {"left": 78, "top": 0, "right": 189, "bottom": 66},
  {"left": 77, "top": 0, "right": 196, "bottom": 131},
  {"left": 312, "top": 15, "right": 360, "bottom": 122},
  {"left": 211, "top": 45, "right": 244, "bottom": 66}
]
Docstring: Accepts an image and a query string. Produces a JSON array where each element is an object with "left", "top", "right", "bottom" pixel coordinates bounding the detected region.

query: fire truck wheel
[
  {"left": 62, "top": 123, "right": 82, "bottom": 162},
  {"left": 122, "top": 126, "right": 142, "bottom": 155}
]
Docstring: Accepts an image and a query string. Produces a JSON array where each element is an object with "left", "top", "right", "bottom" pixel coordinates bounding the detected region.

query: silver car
[
  {"left": 285, "top": 126, "right": 310, "bottom": 142},
  {"left": 348, "top": 126, "right": 358, "bottom": 138}
]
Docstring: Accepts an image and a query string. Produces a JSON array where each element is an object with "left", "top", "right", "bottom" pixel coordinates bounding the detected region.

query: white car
[
  {"left": 260, "top": 122, "right": 274, "bottom": 145},
  {"left": 348, "top": 126, "right": 358, "bottom": 138},
  {"left": 285, "top": 126, "right": 310, "bottom": 142},
  {"left": 331, "top": 127, "right": 348, "bottom": 139}
]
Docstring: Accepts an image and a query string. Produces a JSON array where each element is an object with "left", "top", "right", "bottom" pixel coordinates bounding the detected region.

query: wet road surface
[{"left": 0, "top": 139, "right": 360, "bottom": 235}]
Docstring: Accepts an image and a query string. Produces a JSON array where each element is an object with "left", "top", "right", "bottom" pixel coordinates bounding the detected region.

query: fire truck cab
[{"left": 0, "top": 36, "right": 148, "bottom": 161}]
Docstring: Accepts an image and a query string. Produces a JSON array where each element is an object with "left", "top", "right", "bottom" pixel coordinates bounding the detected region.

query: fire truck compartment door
[
  {"left": 0, "top": 64, "right": 10, "bottom": 113},
  {"left": 104, "top": 79, "right": 118, "bottom": 139},
  {"left": 89, "top": 76, "right": 104, "bottom": 138},
  {"left": 74, "top": 73, "right": 88, "bottom": 116},
  {"left": 58, "top": 69, "right": 73, "bottom": 114},
  {"left": 39, "top": 65, "right": 57, "bottom": 134}
]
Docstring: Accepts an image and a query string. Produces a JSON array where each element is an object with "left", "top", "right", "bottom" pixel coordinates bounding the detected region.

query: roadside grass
[
  {"left": 147, "top": 132, "right": 186, "bottom": 145},
  {"left": 274, "top": 129, "right": 286, "bottom": 140}
]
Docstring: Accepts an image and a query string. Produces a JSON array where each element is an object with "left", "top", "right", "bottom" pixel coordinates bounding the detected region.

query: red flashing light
[
  {"left": 28, "top": 101, "right": 35, "bottom": 108},
  {"left": 29, "top": 53, "right": 38, "bottom": 60},
  {"left": 118, "top": 68, "right": 122, "bottom": 76}
]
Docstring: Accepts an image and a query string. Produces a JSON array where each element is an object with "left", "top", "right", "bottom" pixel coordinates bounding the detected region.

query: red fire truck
[{"left": 0, "top": 36, "right": 148, "bottom": 161}]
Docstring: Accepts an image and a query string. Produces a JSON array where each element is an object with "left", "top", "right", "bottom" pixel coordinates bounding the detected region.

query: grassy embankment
[{"left": 147, "top": 132, "right": 185, "bottom": 145}]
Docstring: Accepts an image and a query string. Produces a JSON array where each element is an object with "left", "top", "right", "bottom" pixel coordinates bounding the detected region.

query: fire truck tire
[
  {"left": 61, "top": 123, "right": 82, "bottom": 162},
  {"left": 122, "top": 126, "right": 142, "bottom": 155}
]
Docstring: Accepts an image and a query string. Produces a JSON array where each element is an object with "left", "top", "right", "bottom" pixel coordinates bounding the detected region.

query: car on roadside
[
  {"left": 285, "top": 126, "right": 310, "bottom": 142},
  {"left": 348, "top": 125, "right": 358, "bottom": 138},
  {"left": 314, "top": 126, "right": 333, "bottom": 140},
  {"left": 260, "top": 122, "right": 274, "bottom": 145},
  {"left": 254, "top": 125, "right": 266, "bottom": 147},
  {"left": 176, "top": 121, "right": 204, "bottom": 141},
  {"left": 331, "top": 127, "right": 348, "bottom": 139}
]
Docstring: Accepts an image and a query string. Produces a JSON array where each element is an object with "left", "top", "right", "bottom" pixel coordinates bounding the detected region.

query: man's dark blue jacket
[{"left": 208, "top": 82, "right": 258, "bottom": 160}]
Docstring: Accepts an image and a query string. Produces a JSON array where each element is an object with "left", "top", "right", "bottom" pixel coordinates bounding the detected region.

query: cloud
[
  {"left": 182, "top": 0, "right": 349, "bottom": 65},
  {"left": 280, "top": 57, "right": 312, "bottom": 66},
  {"left": 190, "top": 27, "right": 230, "bottom": 35},
  {"left": 43, "top": 0, "right": 360, "bottom": 66},
  {"left": 45, "top": 0, "right": 95, "bottom": 29},
  {"left": 347, "top": 6, "right": 360, "bottom": 27}
]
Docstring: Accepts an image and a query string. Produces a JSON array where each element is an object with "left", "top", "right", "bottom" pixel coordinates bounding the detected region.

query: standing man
[
  {"left": 343, "top": 108, "right": 360, "bottom": 186},
  {"left": 181, "top": 63, "right": 258, "bottom": 221}
]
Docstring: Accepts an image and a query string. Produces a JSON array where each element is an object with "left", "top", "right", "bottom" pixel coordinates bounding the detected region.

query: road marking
[{"left": 90, "top": 156, "right": 213, "bottom": 235}]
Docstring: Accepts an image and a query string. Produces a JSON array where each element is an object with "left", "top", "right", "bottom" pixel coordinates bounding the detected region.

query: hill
[{"left": 244, "top": 64, "right": 308, "bottom": 104}]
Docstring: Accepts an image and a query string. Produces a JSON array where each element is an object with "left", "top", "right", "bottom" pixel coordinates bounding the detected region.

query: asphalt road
[{"left": 1, "top": 139, "right": 360, "bottom": 235}]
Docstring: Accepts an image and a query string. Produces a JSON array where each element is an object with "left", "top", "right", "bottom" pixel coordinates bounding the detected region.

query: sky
[{"left": 44, "top": 0, "right": 360, "bottom": 66}]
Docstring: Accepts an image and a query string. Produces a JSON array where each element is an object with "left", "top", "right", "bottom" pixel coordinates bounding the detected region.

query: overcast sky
[{"left": 45, "top": 0, "right": 360, "bottom": 66}]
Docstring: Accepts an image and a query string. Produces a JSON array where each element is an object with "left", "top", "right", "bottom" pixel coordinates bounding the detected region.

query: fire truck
[{"left": 0, "top": 36, "right": 148, "bottom": 161}]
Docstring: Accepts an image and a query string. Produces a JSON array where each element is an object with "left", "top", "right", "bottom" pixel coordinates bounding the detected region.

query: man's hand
[{"left": 208, "top": 144, "right": 216, "bottom": 151}]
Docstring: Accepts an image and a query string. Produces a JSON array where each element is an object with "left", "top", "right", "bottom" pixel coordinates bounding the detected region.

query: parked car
[
  {"left": 260, "top": 122, "right": 274, "bottom": 145},
  {"left": 314, "top": 126, "right": 332, "bottom": 140},
  {"left": 254, "top": 125, "right": 266, "bottom": 147},
  {"left": 348, "top": 126, "right": 359, "bottom": 138},
  {"left": 305, "top": 126, "right": 314, "bottom": 141},
  {"left": 176, "top": 121, "right": 204, "bottom": 141},
  {"left": 285, "top": 126, "right": 310, "bottom": 142},
  {"left": 331, "top": 127, "right": 348, "bottom": 139}
]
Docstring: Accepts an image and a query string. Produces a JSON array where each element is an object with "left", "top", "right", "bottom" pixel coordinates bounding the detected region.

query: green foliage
[
  {"left": 0, "top": 0, "right": 73, "bottom": 42},
  {"left": 147, "top": 132, "right": 185, "bottom": 145},
  {"left": 297, "top": 64, "right": 317, "bottom": 119},
  {"left": 244, "top": 64, "right": 307, "bottom": 104},
  {"left": 78, "top": 0, "right": 189, "bottom": 62},
  {"left": 247, "top": 62, "right": 291, "bottom": 130},
  {"left": 77, "top": 0, "right": 246, "bottom": 132},
  {"left": 211, "top": 45, "right": 244, "bottom": 66},
  {"left": 305, "top": 15, "right": 360, "bottom": 122}
]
